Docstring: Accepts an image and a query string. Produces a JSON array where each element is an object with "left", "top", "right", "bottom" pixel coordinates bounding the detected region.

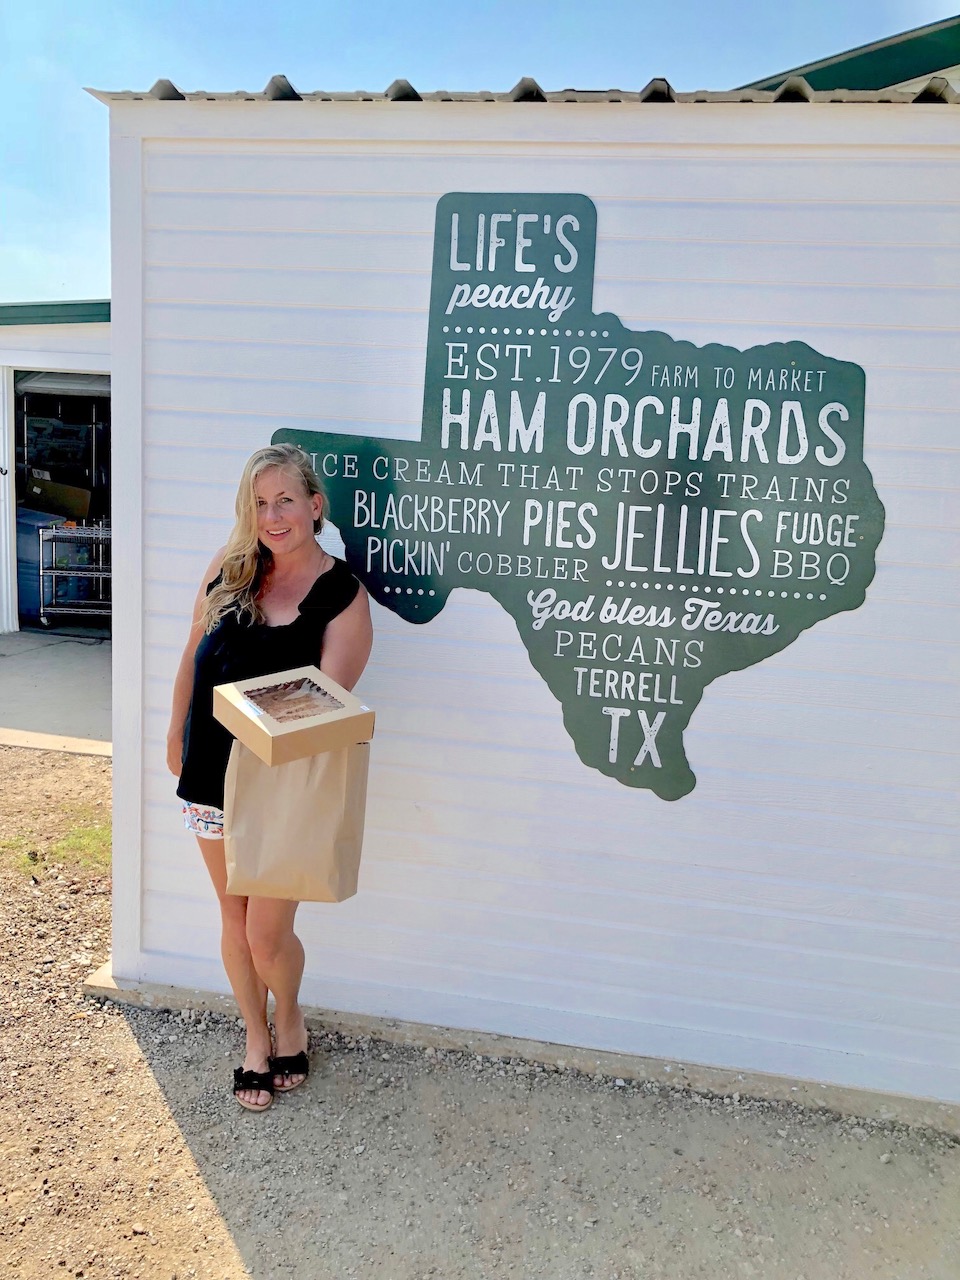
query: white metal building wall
[
  {"left": 0, "top": 322, "right": 111, "bottom": 371},
  {"left": 108, "top": 100, "right": 960, "bottom": 1104}
]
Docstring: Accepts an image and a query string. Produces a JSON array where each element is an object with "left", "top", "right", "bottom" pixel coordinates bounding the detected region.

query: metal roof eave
[{"left": 85, "top": 74, "right": 958, "bottom": 106}]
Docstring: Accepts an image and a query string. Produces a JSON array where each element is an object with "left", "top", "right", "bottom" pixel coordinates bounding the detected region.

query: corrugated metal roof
[{"left": 87, "top": 74, "right": 959, "bottom": 106}]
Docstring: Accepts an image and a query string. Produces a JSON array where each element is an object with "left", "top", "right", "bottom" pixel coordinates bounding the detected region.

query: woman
[{"left": 167, "top": 444, "right": 372, "bottom": 1112}]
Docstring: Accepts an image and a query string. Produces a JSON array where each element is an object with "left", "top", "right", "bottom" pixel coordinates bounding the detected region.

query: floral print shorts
[{"left": 181, "top": 801, "right": 225, "bottom": 839}]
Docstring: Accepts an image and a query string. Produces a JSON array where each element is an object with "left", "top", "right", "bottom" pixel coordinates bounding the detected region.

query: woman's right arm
[{"left": 166, "top": 547, "right": 226, "bottom": 777}]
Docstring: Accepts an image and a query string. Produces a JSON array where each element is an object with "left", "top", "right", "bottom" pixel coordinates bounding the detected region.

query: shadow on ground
[{"left": 123, "top": 1004, "right": 960, "bottom": 1280}]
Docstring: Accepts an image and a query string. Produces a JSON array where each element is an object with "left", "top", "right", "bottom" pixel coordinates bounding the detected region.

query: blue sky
[{"left": 0, "top": 0, "right": 951, "bottom": 302}]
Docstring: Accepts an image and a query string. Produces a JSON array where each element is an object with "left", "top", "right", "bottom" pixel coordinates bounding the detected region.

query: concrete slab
[{"left": 0, "top": 629, "right": 111, "bottom": 752}]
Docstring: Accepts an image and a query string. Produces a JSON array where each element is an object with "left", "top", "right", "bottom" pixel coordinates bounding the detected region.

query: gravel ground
[{"left": 1, "top": 745, "right": 959, "bottom": 1280}]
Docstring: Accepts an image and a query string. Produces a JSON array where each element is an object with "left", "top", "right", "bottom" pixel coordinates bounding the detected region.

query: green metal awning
[
  {"left": 741, "top": 13, "right": 960, "bottom": 92},
  {"left": 0, "top": 300, "right": 110, "bottom": 327}
]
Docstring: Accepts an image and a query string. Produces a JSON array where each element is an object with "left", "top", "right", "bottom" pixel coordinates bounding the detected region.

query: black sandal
[
  {"left": 233, "top": 1066, "right": 275, "bottom": 1112},
  {"left": 269, "top": 1050, "right": 310, "bottom": 1093}
]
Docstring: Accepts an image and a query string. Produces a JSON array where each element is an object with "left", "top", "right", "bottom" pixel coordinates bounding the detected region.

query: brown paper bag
[{"left": 223, "top": 738, "right": 370, "bottom": 902}]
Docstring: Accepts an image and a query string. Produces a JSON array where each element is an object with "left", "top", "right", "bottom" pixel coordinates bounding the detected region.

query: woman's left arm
[{"left": 319, "top": 585, "right": 373, "bottom": 691}]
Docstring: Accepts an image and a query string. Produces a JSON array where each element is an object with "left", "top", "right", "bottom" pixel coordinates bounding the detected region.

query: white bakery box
[{"left": 213, "top": 665, "right": 375, "bottom": 766}]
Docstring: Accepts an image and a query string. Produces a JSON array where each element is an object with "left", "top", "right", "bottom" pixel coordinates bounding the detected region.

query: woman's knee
[
  {"left": 247, "top": 925, "right": 287, "bottom": 968},
  {"left": 219, "top": 894, "right": 248, "bottom": 940},
  {"left": 245, "top": 903, "right": 297, "bottom": 968}
]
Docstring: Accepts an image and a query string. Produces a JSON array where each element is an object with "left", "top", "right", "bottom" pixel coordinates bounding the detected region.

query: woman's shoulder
[
  {"left": 302, "top": 557, "right": 361, "bottom": 613},
  {"left": 325, "top": 556, "right": 356, "bottom": 581},
  {"left": 202, "top": 545, "right": 228, "bottom": 595}
]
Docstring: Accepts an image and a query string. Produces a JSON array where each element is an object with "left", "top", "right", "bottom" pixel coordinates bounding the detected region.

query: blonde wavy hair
[{"left": 201, "top": 444, "right": 327, "bottom": 633}]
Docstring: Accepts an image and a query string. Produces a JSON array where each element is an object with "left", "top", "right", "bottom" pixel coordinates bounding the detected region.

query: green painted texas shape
[{"left": 275, "top": 193, "right": 884, "bottom": 799}]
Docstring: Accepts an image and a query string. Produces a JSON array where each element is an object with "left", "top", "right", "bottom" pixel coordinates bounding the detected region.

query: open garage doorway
[{"left": 14, "top": 370, "right": 111, "bottom": 633}]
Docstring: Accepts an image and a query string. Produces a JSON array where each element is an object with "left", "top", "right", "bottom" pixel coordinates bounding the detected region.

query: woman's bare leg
[
  {"left": 195, "top": 835, "right": 272, "bottom": 1107},
  {"left": 245, "top": 897, "right": 308, "bottom": 1088}
]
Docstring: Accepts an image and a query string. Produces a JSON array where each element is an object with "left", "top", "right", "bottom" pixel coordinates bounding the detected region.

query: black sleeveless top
[{"left": 176, "top": 558, "right": 360, "bottom": 808}]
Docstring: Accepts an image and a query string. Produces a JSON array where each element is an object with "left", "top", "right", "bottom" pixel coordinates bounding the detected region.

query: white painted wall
[
  {"left": 0, "top": 322, "right": 110, "bottom": 372},
  {"left": 107, "top": 99, "right": 960, "bottom": 1103},
  {"left": 0, "top": 323, "right": 111, "bottom": 631}
]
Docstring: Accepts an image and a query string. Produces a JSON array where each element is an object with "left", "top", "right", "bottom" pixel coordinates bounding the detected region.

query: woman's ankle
[
  {"left": 272, "top": 1000, "right": 303, "bottom": 1029},
  {"left": 244, "top": 1021, "right": 272, "bottom": 1058}
]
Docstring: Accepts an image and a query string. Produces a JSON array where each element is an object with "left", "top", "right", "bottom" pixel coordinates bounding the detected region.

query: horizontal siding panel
[
  {"left": 141, "top": 356, "right": 960, "bottom": 465},
  {"left": 147, "top": 189, "right": 960, "bottom": 249},
  {"left": 145, "top": 264, "right": 429, "bottom": 312},
  {"left": 868, "top": 449, "right": 960, "bottom": 492},
  {"left": 142, "top": 305, "right": 960, "bottom": 386},
  {"left": 419, "top": 692, "right": 949, "bottom": 771},
  {"left": 597, "top": 279, "right": 958, "bottom": 334},
  {"left": 145, "top": 263, "right": 952, "bottom": 333},
  {"left": 142, "top": 565, "right": 959, "bottom": 682},
  {"left": 601, "top": 241, "right": 960, "bottom": 291},
  {"left": 870, "top": 524, "right": 960, "bottom": 567},
  {"left": 143, "top": 412, "right": 420, "bottom": 452},
  {"left": 705, "top": 666, "right": 957, "bottom": 726},
  {"left": 592, "top": 198, "right": 960, "bottom": 248},
  {"left": 145, "top": 749, "right": 959, "bottom": 866},
  {"left": 373, "top": 851, "right": 960, "bottom": 946},
  {"left": 144, "top": 337, "right": 422, "bottom": 384},
  {"left": 135, "top": 948, "right": 960, "bottom": 1102},
  {"left": 623, "top": 320, "right": 960, "bottom": 370},
  {"left": 142, "top": 704, "right": 958, "bottom": 803},
  {"left": 145, "top": 226, "right": 960, "bottom": 291},
  {"left": 146, "top": 707, "right": 959, "bottom": 829},
  {"left": 143, "top": 625, "right": 957, "bottom": 730},
  {"left": 138, "top": 882, "right": 960, "bottom": 1040},
  {"left": 143, "top": 372, "right": 423, "bottom": 425},
  {"left": 142, "top": 524, "right": 346, "bottom": 588},
  {"left": 145, "top": 228, "right": 433, "bottom": 275},
  {"left": 143, "top": 664, "right": 954, "bottom": 758},
  {"left": 736, "top": 630, "right": 960, "bottom": 681},
  {"left": 143, "top": 150, "right": 960, "bottom": 205},
  {"left": 139, "top": 339, "right": 960, "bottom": 469},
  {"left": 146, "top": 190, "right": 438, "bottom": 235},
  {"left": 144, "top": 742, "right": 958, "bottom": 858},
  {"left": 360, "top": 731, "right": 959, "bottom": 820},
  {"left": 143, "top": 301, "right": 426, "bottom": 348},
  {"left": 0, "top": 323, "right": 110, "bottom": 358},
  {"left": 362, "top": 745, "right": 956, "bottom": 827},
  {"left": 866, "top": 564, "right": 960, "bottom": 607},
  {"left": 150, "top": 714, "right": 959, "bottom": 833},
  {"left": 789, "top": 596, "right": 956, "bottom": 643},
  {"left": 139, "top": 498, "right": 957, "bottom": 574},
  {"left": 142, "top": 605, "right": 956, "bottom": 700},
  {"left": 144, "top": 808, "right": 960, "bottom": 948},
  {"left": 860, "top": 367, "right": 960, "bottom": 415},
  {"left": 139, "top": 899, "right": 960, "bottom": 1075},
  {"left": 135, "top": 104, "right": 957, "bottom": 146},
  {"left": 361, "top": 790, "right": 960, "bottom": 878}
]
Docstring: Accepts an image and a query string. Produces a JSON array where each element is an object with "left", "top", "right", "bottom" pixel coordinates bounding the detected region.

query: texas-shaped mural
[{"left": 275, "top": 193, "right": 884, "bottom": 800}]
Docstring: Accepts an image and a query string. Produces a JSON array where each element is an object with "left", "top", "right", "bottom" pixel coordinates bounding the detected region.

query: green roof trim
[
  {"left": 0, "top": 300, "right": 110, "bottom": 327},
  {"left": 741, "top": 13, "right": 960, "bottom": 91}
]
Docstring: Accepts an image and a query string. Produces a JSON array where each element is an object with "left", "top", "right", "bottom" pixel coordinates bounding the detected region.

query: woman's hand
[{"left": 166, "top": 733, "right": 183, "bottom": 777}]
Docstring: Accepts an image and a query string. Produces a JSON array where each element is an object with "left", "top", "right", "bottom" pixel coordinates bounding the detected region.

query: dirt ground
[{"left": 0, "top": 745, "right": 958, "bottom": 1280}]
